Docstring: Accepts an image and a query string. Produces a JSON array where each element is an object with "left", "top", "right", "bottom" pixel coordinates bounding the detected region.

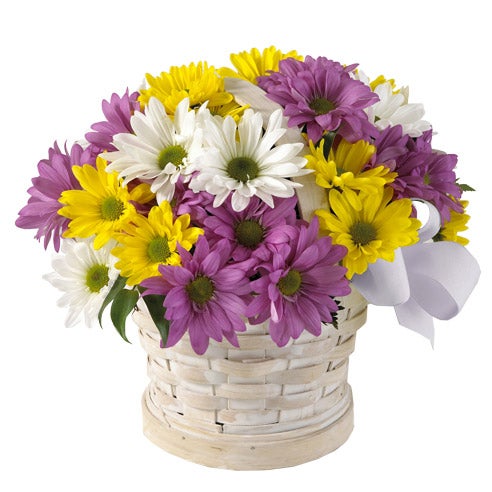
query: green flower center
[
  {"left": 147, "top": 237, "right": 171, "bottom": 263},
  {"left": 186, "top": 276, "right": 215, "bottom": 306},
  {"left": 227, "top": 157, "right": 259, "bottom": 183},
  {"left": 278, "top": 269, "right": 302, "bottom": 296},
  {"left": 350, "top": 221, "right": 377, "bottom": 246},
  {"left": 100, "top": 196, "right": 125, "bottom": 221},
  {"left": 85, "top": 264, "right": 110, "bottom": 293},
  {"left": 309, "top": 97, "right": 336, "bottom": 115},
  {"left": 158, "top": 145, "right": 187, "bottom": 170},
  {"left": 234, "top": 220, "right": 264, "bottom": 248},
  {"left": 433, "top": 229, "right": 445, "bottom": 242},
  {"left": 423, "top": 173, "right": 431, "bottom": 185}
]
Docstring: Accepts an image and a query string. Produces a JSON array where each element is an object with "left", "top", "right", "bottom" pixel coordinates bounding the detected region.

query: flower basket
[
  {"left": 16, "top": 46, "right": 480, "bottom": 471},
  {"left": 135, "top": 288, "right": 367, "bottom": 470}
]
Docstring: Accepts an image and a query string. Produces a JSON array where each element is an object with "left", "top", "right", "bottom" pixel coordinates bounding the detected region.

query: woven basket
[{"left": 134, "top": 287, "right": 367, "bottom": 470}]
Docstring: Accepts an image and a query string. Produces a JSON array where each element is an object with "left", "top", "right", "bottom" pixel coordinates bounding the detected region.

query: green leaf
[
  {"left": 458, "top": 183, "right": 476, "bottom": 192},
  {"left": 110, "top": 289, "right": 139, "bottom": 343},
  {"left": 98, "top": 275, "right": 128, "bottom": 327},
  {"left": 140, "top": 294, "right": 169, "bottom": 346},
  {"left": 320, "top": 131, "right": 337, "bottom": 159}
]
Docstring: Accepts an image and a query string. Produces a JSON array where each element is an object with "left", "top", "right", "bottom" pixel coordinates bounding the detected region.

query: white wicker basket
[{"left": 134, "top": 287, "right": 367, "bottom": 469}]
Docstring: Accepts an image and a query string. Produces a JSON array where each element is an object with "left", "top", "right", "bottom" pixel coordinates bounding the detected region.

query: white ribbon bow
[{"left": 352, "top": 201, "right": 481, "bottom": 344}]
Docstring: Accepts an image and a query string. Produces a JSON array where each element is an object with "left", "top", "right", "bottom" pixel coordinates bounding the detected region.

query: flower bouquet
[{"left": 16, "top": 47, "right": 480, "bottom": 469}]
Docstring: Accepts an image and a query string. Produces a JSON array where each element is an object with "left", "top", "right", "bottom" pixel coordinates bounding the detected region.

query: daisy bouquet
[{"left": 16, "top": 47, "right": 479, "bottom": 354}]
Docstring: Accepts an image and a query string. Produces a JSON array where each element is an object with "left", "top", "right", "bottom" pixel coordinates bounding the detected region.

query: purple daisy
[
  {"left": 85, "top": 89, "right": 140, "bottom": 154},
  {"left": 172, "top": 178, "right": 214, "bottom": 227},
  {"left": 391, "top": 150, "right": 463, "bottom": 221},
  {"left": 258, "top": 56, "right": 378, "bottom": 143},
  {"left": 245, "top": 218, "right": 350, "bottom": 347},
  {"left": 141, "top": 237, "right": 252, "bottom": 355},
  {"left": 371, "top": 125, "right": 410, "bottom": 167},
  {"left": 203, "top": 195, "right": 298, "bottom": 265},
  {"left": 406, "top": 128, "right": 433, "bottom": 153},
  {"left": 368, "top": 126, "right": 462, "bottom": 221},
  {"left": 16, "top": 142, "right": 95, "bottom": 251}
]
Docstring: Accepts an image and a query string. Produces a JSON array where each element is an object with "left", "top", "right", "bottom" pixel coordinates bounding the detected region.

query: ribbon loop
[
  {"left": 351, "top": 248, "right": 410, "bottom": 306},
  {"left": 351, "top": 201, "right": 480, "bottom": 344},
  {"left": 413, "top": 199, "right": 441, "bottom": 242},
  {"left": 402, "top": 241, "right": 480, "bottom": 320}
]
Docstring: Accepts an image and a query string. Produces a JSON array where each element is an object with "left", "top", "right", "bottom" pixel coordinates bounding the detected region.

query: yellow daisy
[
  {"left": 435, "top": 200, "right": 470, "bottom": 245},
  {"left": 316, "top": 188, "right": 420, "bottom": 278},
  {"left": 139, "top": 61, "right": 233, "bottom": 115},
  {"left": 306, "top": 138, "right": 396, "bottom": 209},
  {"left": 207, "top": 99, "right": 249, "bottom": 122},
  {"left": 112, "top": 201, "right": 203, "bottom": 286},
  {"left": 58, "top": 157, "right": 153, "bottom": 249},
  {"left": 219, "top": 46, "right": 303, "bottom": 84},
  {"left": 369, "top": 74, "right": 398, "bottom": 93}
]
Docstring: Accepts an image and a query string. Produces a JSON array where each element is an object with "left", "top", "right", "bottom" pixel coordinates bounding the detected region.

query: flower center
[
  {"left": 278, "top": 269, "right": 302, "bottom": 296},
  {"left": 158, "top": 145, "right": 187, "bottom": 170},
  {"left": 227, "top": 157, "right": 259, "bottom": 183},
  {"left": 309, "top": 97, "right": 336, "bottom": 115},
  {"left": 423, "top": 173, "right": 431, "bottom": 185},
  {"left": 147, "top": 236, "right": 171, "bottom": 263},
  {"left": 350, "top": 221, "right": 377, "bottom": 246},
  {"left": 186, "top": 275, "right": 215, "bottom": 306},
  {"left": 85, "top": 264, "right": 110, "bottom": 293},
  {"left": 234, "top": 220, "right": 264, "bottom": 248},
  {"left": 433, "top": 229, "right": 445, "bottom": 242},
  {"left": 100, "top": 196, "right": 125, "bottom": 221}
]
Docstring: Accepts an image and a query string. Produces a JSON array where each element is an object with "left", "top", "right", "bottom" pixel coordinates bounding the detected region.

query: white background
[{"left": 1, "top": 1, "right": 490, "bottom": 490}]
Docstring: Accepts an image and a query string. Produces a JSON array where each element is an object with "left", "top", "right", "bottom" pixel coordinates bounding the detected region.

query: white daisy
[
  {"left": 366, "top": 81, "right": 431, "bottom": 137},
  {"left": 189, "top": 108, "right": 310, "bottom": 212},
  {"left": 44, "top": 238, "right": 119, "bottom": 328},
  {"left": 104, "top": 97, "right": 205, "bottom": 203}
]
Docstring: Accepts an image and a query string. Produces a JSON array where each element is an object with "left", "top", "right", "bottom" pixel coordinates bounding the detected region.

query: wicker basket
[{"left": 134, "top": 287, "right": 367, "bottom": 470}]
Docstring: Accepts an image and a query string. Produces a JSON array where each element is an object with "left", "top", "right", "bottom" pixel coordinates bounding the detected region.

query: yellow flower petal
[
  {"left": 112, "top": 201, "right": 203, "bottom": 286},
  {"left": 331, "top": 139, "right": 375, "bottom": 175},
  {"left": 139, "top": 61, "right": 233, "bottom": 115},
  {"left": 318, "top": 185, "right": 421, "bottom": 277},
  {"left": 305, "top": 138, "right": 393, "bottom": 199},
  {"left": 58, "top": 157, "right": 137, "bottom": 249},
  {"left": 219, "top": 46, "right": 303, "bottom": 84},
  {"left": 436, "top": 200, "right": 470, "bottom": 245}
]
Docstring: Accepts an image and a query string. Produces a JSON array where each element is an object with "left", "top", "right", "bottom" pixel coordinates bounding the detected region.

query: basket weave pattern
[{"left": 135, "top": 288, "right": 367, "bottom": 469}]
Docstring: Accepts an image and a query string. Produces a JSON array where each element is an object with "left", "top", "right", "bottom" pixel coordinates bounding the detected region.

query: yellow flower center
[
  {"left": 186, "top": 276, "right": 215, "bottom": 306},
  {"left": 350, "top": 221, "right": 377, "bottom": 246},
  {"left": 309, "top": 97, "right": 336, "bottom": 115},
  {"left": 85, "top": 264, "right": 110, "bottom": 293},
  {"left": 158, "top": 145, "right": 187, "bottom": 169},
  {"left": 147, "top": 236, "right": 171, "bottom": 263},
  {"left": 227, "top": 157, "right": 259, "bottom": 183},
  {"left": 234, "top": 220, "right": 264, "bottom": 248},
  {"left": 278, "top": 270, "right": 302, "bottom": 296},
  {"left": 100, "top": 196, "right": 125, "bottom": 221}
]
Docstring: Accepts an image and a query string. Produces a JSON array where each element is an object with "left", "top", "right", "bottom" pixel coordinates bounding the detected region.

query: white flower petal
[
  {"left": 103, "top": 96, "right": 204, "bottom": 201},
  {"left": 190, "top": 108, "right": 307, "bottom": 208},
  {"left": 44, "top": 238, "right": 119, "bottom": 328},
  {"left": 392, "top": 103, "right": 426, "bottom": 124},
  {"left": 238, "top": 110, "right": 263, "bottom": 156},
  {"left": 368, "top": 81, "right": 430, "bottom": 137},
  {"left": 231, "top": 190, "right": 251, "bottom": 211}
]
